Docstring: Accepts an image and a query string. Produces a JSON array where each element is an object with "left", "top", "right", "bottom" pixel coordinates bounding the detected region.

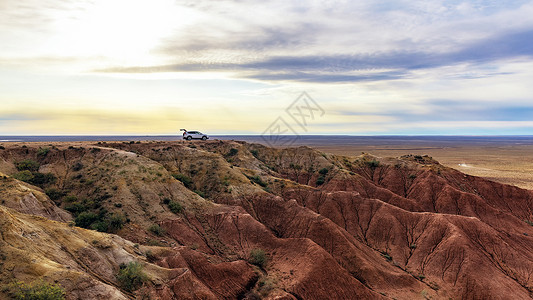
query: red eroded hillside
[{"left": 1, "top": 141, "right": 533, "bottom": 299}]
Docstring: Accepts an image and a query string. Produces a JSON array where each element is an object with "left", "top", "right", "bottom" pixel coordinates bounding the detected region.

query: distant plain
[
  {"left": 256, "top": 136, "right": 533, "bottom": 190},
  {"left": 215, "top": 135, "right": 533, "bottom": 190}
]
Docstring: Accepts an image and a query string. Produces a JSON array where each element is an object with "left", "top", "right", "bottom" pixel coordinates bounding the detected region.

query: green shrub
[
  {"left": 72, "top": 162, "right": 84, "bottom": 171},
  {"left": 172, "top": 173, "right": 193, "bottom": 188},
  {"left": 194, "top": 190, "right": 206, "bottom": 198},
  {"left": 117, "top": 262, "right": 148, "bottom": 292},
  {"left": 90, "top": 214, "right": 125, "bottom": 233},
  {"left": 37, "top": 147, "right": 50, "bottom": 157},
  {"left": 30, "top": 172, "right": 56, "bottom": 185},
  {"left": 12, "top": 170, "right": 56, "bottom": 186},
  {"left": 75, "top": 211, "right": 99, "bottom": 228},
  {"left": 250, "top": 149, "right": 259, "bottom": 158},
  {"left": 108, "top": 214, "right": 125, "bottom": 232},
  {"left": 168, "top": 201, "right": 183, "bottom": 214},
  {"left": 365, "top": 160, "right": 380, "bottom": 169},
  {"left": 66, "top": 199, "right": 123, "bottom": 233},
  {"left": 12, "top": 170, "right": 34, "bottom": 182},
  {"left": 318, "top": 168, "right": 329, "bottom": 175},
  {"left": 257, "top": 276, "right": 276, "bottom": 296},
  {"left": 249, "top": 175, "right": 267, "bottom": 187},
  {"left": 62, "top": 195, "right": 77, "bottom": 203},
  {"left": 316, "top": 176, "right": 326, "bottom": 186},
  {"left": 91, "top": 221, "right": 109, "bottom": 232},
  {"left": 249, "top": 248, "right": 268, "bottom": 268},
  {"left": 227, "top": 148, "right": 239, "bottom": 156},
  {"left": 148, "top": 224, "right": 164, "bottom": 236},
  {"left": 45, "top": 188, "right": 66, "bottom": 201},
  {"left": 289, "top": 163, "right": 302, "bottom": 170},
  {"left": 64, "top": 202, "right": 87, "bottom": 215},
  {"left": 15, "top": 159, "right": 40, "bottom": 171},
  {"left": 7, "top": 279, "right": 65, "bottom": 300}
]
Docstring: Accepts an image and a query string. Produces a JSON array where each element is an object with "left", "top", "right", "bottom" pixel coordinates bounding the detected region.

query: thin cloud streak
[{"left": 96, "top": 28, "right": 533, "bottom": 83}]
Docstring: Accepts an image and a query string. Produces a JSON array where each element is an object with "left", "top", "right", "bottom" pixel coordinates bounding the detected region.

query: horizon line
[{"left": 2, "top": 134, "right": 533, "bottom": 137}]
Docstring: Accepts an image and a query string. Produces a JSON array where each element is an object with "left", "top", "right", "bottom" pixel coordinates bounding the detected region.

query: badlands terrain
[
  {"left": 1, "top": 139, "right": 533, "bottom": 299},
  {"left": 222, "top": 135, "right": 533, "bottom": 190}
]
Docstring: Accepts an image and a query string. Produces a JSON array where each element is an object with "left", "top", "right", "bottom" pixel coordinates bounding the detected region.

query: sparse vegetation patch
[
  {"left": 227, "top": 148, "right": 239, "bottom": 156},
  {"left": 316, "top": 176, "right": 326, "bottom": 186},
  {"left": 365, "top": 160, "right": 380, "bottom": 169},
  {"left": 148, "top": 224, "right": 164, "bottom": 236},
  {"left": 167, "top": 200, "right": 183, "bottom": 214},
  {"left": 194, "top": 190, "right": 206, "bottom": 198},
  {"left": 249, "top": 248, "right": 268, "bottom": 268},
  {"left": 44, "top": 188, "right": 65, "bottom": 201},
  {"left": 37, "top": 147, "right": 51, "bottom": 157},
  {"left": 12, "top": 170, "right": 56, "bottom": 186},
  {"left": 250, "top": 149, "right": 259, "bottom": 158},
  {"left": 15, "top": 159, "right": 40, "bottom": 172},
  {"left": 117, "top": 262, "right": 148, "bottom": 292},
  {"left": 248, "top": 175, "right": 268, "bottom": 187},
  {"left": 6, "top": 280, "right": 65, "bottom": 300},
  {"left": 68, "top": 200, "right": 125, "bottom": 233},
  {"left": 172, "top": 173, "right": 193, "bottom": 189}
]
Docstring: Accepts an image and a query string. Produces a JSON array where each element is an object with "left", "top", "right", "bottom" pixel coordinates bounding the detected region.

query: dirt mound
[
  {"left": 0, "top": 172, "right": 71, "bottom": 222},
  {"left": 0, "top": 205, "right": 134, "bottom": 299}
]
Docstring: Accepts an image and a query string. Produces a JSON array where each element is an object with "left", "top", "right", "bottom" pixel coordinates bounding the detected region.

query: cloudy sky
[{"left": 1, "top": 0, "right": 533, "bottom": 135}]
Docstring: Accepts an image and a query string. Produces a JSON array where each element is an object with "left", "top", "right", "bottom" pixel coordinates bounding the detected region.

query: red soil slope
[{"left": 1, "top": 141, "right": 533, "bottom": 299}]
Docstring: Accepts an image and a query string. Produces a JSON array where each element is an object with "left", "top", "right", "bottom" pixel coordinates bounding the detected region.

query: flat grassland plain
[{"left": 3, "top": 135, "right": 533, "bottom": 190}]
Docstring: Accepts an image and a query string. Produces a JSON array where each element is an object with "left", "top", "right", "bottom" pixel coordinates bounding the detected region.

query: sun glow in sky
[{"left": 1, "top": 0, "right": 533, "bottom": 135}]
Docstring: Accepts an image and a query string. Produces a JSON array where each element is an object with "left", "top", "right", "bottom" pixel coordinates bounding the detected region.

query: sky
[{"left": 1, "top": 0, "right": 533, "bottom": 135}]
